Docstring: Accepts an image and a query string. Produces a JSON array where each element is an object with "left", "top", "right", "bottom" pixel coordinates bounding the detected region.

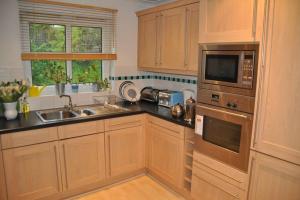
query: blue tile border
[{"left": 109, "top": 75, "right": 197, "bottom": 85}]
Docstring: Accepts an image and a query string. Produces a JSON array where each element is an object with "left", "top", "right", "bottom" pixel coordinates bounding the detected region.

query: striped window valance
[{"left": 18, "top": 0, "right": 117, "bottom": 60}]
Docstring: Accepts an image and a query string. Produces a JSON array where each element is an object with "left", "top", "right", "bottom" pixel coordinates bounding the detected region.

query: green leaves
[
  {"left": 29, "top": 23, "right": 103, "bottom": 86},
  {"left": 30, "top": 24, "right": 66, "bottom": 52},
  {"left": 32, "top": 61, "right": 67, "bottom": 85}
]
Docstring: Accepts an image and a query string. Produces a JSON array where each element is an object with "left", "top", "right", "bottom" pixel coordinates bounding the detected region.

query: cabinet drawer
[
  {"left": 105, "top": 114, "right": 145, "bottom": 131},
  {"left": 1, "top": 127, "right": 58, "bottom": 149},
  {"left": 193, "top": 151, "right": 248, "bottom": 190},
  {"left": 58, "top": 121, "right": 104, "bottom": 139},
  {"left": 147, "top": 116, "right": 184, "bottom": 139},
  {"left": 192, "top": 163, "right": 246, "bottom": 200}
]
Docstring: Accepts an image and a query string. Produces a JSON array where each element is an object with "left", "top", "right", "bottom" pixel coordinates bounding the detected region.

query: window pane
[
  {"left": 72, "top": 60, "right": 102, "bottom": 83},
  {"left": 72, "top": 26, "right": 102, "bottom": 53},
  {"left": 31, "top": 60, "right": 67, "bottom": 85},
  {"left": 30, "top": 24, "right": 66, "bottom": 52}
]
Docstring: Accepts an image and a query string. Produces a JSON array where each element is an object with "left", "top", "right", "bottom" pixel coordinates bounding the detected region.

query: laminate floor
[{"left": 74, "top": 176, "right": 185, "bottom": 200}]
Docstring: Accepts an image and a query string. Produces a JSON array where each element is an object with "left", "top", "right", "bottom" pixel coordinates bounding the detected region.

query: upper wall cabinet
[
  {"left": 137, "top": 0, "right": 199, "bottom": 76},
  {"left": 198, "top": 0, "right": 263, "bottom": 43},
  {"left": 252, "top": 0, "right": 300, "bottom": 165},
  {"left": 138, "top": 12, "right": 158, "bottom": 69}
]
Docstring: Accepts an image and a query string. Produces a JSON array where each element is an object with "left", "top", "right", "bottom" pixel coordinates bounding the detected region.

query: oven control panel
[{"left": 198, "top": 89, "right": 255, "bottom": 114}]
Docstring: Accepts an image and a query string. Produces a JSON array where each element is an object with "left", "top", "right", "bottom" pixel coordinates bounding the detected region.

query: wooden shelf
[
  {"left": 185, "top": 165, "right": 192, "bottom": 171},
  {"left": 185, "top": 152, "right": 193, "bottom": 158},
  {"left": 184, "top": 176, "right": 192, "bottom": 183}
]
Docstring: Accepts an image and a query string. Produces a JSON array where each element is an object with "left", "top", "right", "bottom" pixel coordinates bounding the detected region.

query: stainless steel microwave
[{"left": 198, "top": 44, "right": 259, "bottom": 96}]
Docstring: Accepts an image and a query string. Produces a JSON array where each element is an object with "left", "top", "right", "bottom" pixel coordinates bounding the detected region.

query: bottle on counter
[{"left": 22, "top": 97, "right": 30, "bottom": 114}]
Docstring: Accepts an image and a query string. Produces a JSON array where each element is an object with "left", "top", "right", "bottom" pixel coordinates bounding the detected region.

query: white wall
[{"left": 0, "top": 0, "right": 24, "bottom": 81}]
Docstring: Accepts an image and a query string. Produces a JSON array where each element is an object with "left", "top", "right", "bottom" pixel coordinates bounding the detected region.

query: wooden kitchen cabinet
[
  {"left": 106, "top": 125, "right": 145, "bottom": 177},
  {"left": 138, "top": 12, "right": 158, "bottom": 69},
  {"left": 0, "top": 147, "right": 7, "bottom": 200},
  {"left": 59, "top": 133, "right": 106, "bottom": 191},
  {"left": 185, "top": 3, "right": 199, "bottom": 72},
  {"left": 198, "top": 0, "right": 263, "bottom": 43},
  {"left": 147, "top": 118, "right": 184, "bottom": 189},
  {"left": 137, "top": 0, "right": 199, "bottom": 75},
  {"left": 252, "top": 0, "right": 300, "bottom": 165},
  {"left": 248, "top": 151, "right": 300, "bottom": 200},
  {"left": 2, "top": 142, "right": 62, "bottom": 200},
  {"left": 160, "top": 6, "right": 186, "bottom": 70}
]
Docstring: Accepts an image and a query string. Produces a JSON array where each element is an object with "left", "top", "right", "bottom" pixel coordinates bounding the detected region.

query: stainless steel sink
[
  {"left": 74, "top": 108, "right": 97, "bottom": 117},
  {"left": 36, "top": 104, "right": 129, "bottom": 123},
  {"left": 36, "top": 109, "right": 79, "bottom": 122}
]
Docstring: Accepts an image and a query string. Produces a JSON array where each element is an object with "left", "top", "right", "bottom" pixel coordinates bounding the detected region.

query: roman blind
[{"left": 18, "top": 0, "right": 117, "bottom": 60}]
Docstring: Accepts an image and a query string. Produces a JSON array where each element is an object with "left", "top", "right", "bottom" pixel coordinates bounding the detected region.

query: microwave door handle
[{"left": 198, "top": 105, "right": 250, "bottom": 120}]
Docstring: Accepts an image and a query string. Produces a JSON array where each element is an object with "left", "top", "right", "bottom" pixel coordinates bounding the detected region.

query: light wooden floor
[{"left": 73, "top": 176, "right": 185, "bottom": 200}]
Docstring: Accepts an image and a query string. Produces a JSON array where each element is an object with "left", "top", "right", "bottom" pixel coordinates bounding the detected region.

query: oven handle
[{"left": 197, "top": 105, "right": 251, "bottom": 120}]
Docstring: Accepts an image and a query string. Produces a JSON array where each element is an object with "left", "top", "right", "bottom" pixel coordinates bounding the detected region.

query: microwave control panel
[{"left": 241, "top": 54, "right": 254, "bottom": 87}]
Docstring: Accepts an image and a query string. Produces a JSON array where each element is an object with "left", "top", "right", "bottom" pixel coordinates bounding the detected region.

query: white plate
[
  {"left": 121, "top": 82, "right": 133, "bottom": 99},
  {"left": 123, "top": 84, "right": 140, "bottom": 102},
  {"left": 119, "top": 81, "right": 133, "bottom": 99}
]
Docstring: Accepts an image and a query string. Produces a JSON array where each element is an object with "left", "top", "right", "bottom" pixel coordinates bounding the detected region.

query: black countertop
[{"left": 0, "top": 101, "right": 195, "bottom": 135}]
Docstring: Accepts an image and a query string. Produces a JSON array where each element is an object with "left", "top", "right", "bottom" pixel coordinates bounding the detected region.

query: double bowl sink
[{"left": 36, "top": 104, "right": 129, "bottom": 123}]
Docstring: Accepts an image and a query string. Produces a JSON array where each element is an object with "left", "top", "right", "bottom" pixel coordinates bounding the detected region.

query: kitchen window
[{"left": 19, "top": 0, "right": 117, "bottom": 93}]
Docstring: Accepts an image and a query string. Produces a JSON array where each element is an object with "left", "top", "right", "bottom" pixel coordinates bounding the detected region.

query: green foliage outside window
[
  {"left": 31, "top": 61, "right": 66, "bottom": 85},
  {"left": 72, "top": 60, "right": 102, "bottom": 84},
  {"left": 30, "top": 24, "right": 66, "bottom": 52},
  {"left": 29, "top": 23, "right": 103, "bottom": 86},
  {"left": 72, "top": 26, "right": 102, "bottom": 53}
]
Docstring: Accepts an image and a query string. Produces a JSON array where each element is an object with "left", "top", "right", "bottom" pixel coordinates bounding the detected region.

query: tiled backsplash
[
  {"left": 109, "top": 74, "right": 197, "bottom": 85},
  {"left": 110, "top": 72, "right": 198, "bottom": 98}
]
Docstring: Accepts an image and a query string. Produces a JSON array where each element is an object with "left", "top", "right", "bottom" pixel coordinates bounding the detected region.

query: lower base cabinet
[
  {"left": 248, "top": 151, "right": 300, "bottom": 200},
  {"left": 191, "top": 169, "right": 245, "bottom": 200},
  {"left": 106, "top": 125, "right": 145, "bottom": 177},
  {"left": 2, "top": 142, "right": 62, "bottom": 200},
  {"left": 147, "top": 120, "right": 184, "bottom": 189},
  {"left": 191, "top": 152, "right": 247, "bottom": 200},
  {"left": 59, "top": 133, "right": 106, "bottom": 191}
]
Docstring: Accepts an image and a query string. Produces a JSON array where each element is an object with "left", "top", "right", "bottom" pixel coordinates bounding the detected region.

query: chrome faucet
[{"left": 60, "top": 95, "right": 73, "bottom": 110}]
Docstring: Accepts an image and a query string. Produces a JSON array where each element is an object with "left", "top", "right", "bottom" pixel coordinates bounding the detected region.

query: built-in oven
[
  {"left": 195, "top": 103, "right": 253, "bottom": 172},
  {"left": 199, "top": 44, "right": 259, "bottom": 96}
]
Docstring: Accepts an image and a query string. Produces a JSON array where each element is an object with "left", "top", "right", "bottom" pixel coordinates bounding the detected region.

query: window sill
[{"left": 33, "top": 84, "right": 111, "bottom": 97}]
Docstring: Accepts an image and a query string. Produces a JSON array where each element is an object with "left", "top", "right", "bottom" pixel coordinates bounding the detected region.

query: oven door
[
  {"left": 194, "top": 103, "right": 253, "bottom": 171},
  {"left": 201, "top": 50, "right": 243, "bottom": 88}
]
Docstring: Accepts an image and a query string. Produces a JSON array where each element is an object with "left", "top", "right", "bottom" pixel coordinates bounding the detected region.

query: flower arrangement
[{"left": 0, "top": 80, "right": 28, "bottom": 103}]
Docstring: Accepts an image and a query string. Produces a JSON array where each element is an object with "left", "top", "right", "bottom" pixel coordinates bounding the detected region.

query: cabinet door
[
  {"left": 248, "top": 151, "right": 300, "bottom": 200},
  {"left": 148, "top": 123, "right": 184, "bottom": 188},
  {"left": 185, "top": 3, "right": 199, "bottom": 73},
  {"left": 253, "top": 0, "right": 300, "bottom": 165},
  {"left": 3, "top": 142, "right": 62, "bottom": 200},
  {"left": 198, "top": 0, "right": 257, "bottom": 43},
  {"left": 107, "top": 126, "right": 145, "bottom": 177},
  {"left": 160, "top": 6, "right": 186, "bottom": 70},
  {"left": 59, "top": 134, "right": 106, "bottom": 191},
  {"left": 138, "top": 13, "right": 158, "bottom": 69},
  {"left": 0, "top": 149, "right": 7, "bottom": 200}
]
